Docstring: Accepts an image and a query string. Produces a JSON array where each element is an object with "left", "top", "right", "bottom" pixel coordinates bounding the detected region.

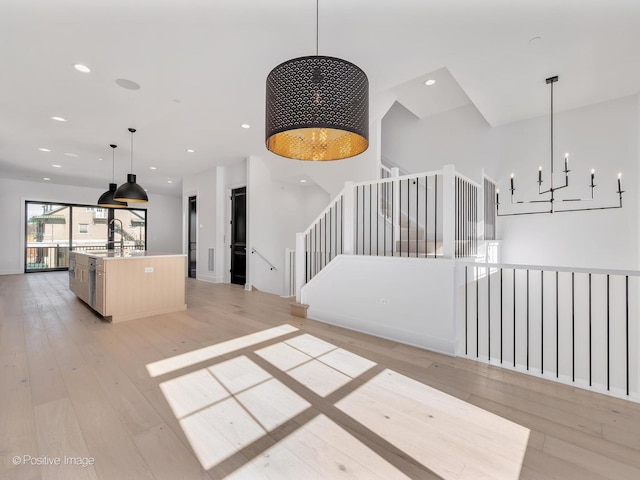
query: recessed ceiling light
[
  {"left": 51, "top": 116, "right": 67, "bottom": 122},
  {"left": 43, "top": 177, "right": 50, "bottom": 181},
  {"left": 74, "top": 64, "right": 91, "bottom": 73},
  {"left": 241, "top": 124, "right": 251, "bottom": 129},
  {"left": 186, "top": 149, "right": 195, "bottom": 153},
  {"left": 167, "top": 180, "right": 173, "bottom": 184},
  {"left": 115, "top": 78, "right": 141, "bottom": 90},
  {"left": 38, "top": 148, "right": 51, "bottom": 152},
  {"left": 97, "top": 158, "right": 103, "bottom": 161},
  {"left": 51, "top": 164, "right": 62, "bottom": 168},
  {"left": 424, "top": 79, "right": 436, "bottom": 86},
  {"left": 300, "top": 179, "right": 307, "bottom": 183},
  {"left": 149, "top": 166, "right": 157, "bottom": 170},
  {"left": 64, "top": 152, "right": 78, "bottom": 157}
]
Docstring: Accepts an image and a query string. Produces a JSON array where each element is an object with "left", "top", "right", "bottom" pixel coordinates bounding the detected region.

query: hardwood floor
[{"left": 1, "top": 271, "right": 640, "bottom": 479}]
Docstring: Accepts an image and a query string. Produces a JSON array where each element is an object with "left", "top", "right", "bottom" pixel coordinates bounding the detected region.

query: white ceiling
[{"left": 1, "top": 0, "right": 639, "bottom": 196}]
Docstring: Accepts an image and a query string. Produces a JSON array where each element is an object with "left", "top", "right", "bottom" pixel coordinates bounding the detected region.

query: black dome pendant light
[
  {"left": 265, "top": 0, "right": 369, "bottom": 161},
  {"left": 97, "top": 144, "right": 128, "bottom": 209},
  {"left": 114, "top": 128, "right": 148, "bottom": 203}
]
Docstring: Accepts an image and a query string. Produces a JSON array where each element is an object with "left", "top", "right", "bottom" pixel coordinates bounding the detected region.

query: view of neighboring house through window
[{"left": 25, "top": 201, "right": 147, "bottom": 272}]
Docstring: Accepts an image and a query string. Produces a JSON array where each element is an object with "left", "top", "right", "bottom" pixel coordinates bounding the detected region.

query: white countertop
[{"left": 73, "top": 250, "right": 186, "bottom": 260}]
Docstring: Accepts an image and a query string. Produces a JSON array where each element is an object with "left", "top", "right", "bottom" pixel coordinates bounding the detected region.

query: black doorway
[
  {"left": 230, "top": 187, "right": 246, "bottom": 286},
  {"left": 188, "top": 196, "right": 197, "bottom": 278}
]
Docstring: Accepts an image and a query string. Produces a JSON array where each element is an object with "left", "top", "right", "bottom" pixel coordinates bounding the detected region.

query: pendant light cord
[
  {"left": 316, "top": 0, "right": 319, "bottom": 56},
  {"left": 130, "top": 130, "right": 134, "bottom": 173},
  {"left": 111, "top": 145, "right": 116, "bottom": 182},
  {"left": 128, "top": 127, "right": 136, "bottom": 174}
]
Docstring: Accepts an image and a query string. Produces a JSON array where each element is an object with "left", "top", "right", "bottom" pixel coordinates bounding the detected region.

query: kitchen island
[{"left": 69, "top": 250, "right": 187, "bottom": 323}]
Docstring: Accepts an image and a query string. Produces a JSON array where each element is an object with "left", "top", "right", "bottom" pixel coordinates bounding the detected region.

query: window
[
  {"left": 95, "top": 208, "right": 107, "bottom": 219},
  {"left": 78, "top": 223, "right": 89, "bottom": 234}
]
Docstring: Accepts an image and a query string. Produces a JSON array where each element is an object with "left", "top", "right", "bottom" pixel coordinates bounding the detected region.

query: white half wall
[
  {"left": 301, "top": 255, "right": 458, "bottom": 355},
  {"left": 0, "top": 178, "right": 181, "bottom": 275}
]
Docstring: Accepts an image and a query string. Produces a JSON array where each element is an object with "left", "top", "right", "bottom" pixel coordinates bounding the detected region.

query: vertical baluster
[
  {"left": 406, "top": 178, "right": 410, "bottom": 257},
  {"left": 541, "top": 271, "right": 544, "bottom": 375},
  {"left": 488, "top": 264, "right": 491, "bottom": 362},
  {"left": 435, "top": 175, "right": 438, "bottom": 257},
  {"left": 376, "top": 182, "right": 379, "bottom": 256},
  {"left": 340, "top": 195, "right": 344, "bottom": 253},
  {"left": 329, "top": 207, "right": 332, "bottom": 262},
  {"left": 362, "top": 185, "right": 365, "bottom": 255},
  {"left": 526, "top": 269, "right": 529, "bottom": 370},
  {"left": 607, "top": 274, "right": 610, "bottom": 390},
  {"left": 305, "top": 233, "right": 309, "bottom": 283},
  {"left": 425, "top": 176, "right": 428, "bottom": 258},
  {"left": 455, "top": 177, "right": 458, "bottom": 257},
  {"left": 369, "top": 184, "right": 372, "bottom": 256},
  {"left": 355, "top": 186, "right": 359, "bottom": 255},
  {"left": 556, "top": 270, "right": 559, "bottom": 378},
  {"left": 572, "top": 272, "right": 575, "bottom": 383},
  {"left": 399, "top": 179, "right": 403, "bottom": 257},
  {"left": 391, "top": 180, "right": 395, "bottom": 257},
  {"left": 415, "top": 179, "right": 418, "bottom": 257},
  {"left": 383, "top": 182, "right": 387, "bottom": 256},
  {"left": 513, "top": 269, "right": 516, "bottom": 368},
  {"left": 476, "top": 264, "right": 479, "bottom": 358},
  {"left": 626, "top": 275, "right": 629, "bottom": 396},
  {"left": 465, "top": 265, "right": 468, "bottom": 355},
  {"left": 589, "top": 273, "right": 592, "bottom": 386},
  {"left": 324, "top": 212, "right": 327, "bottom": 268},
  {"left": 500, "top": 267, "right": 503, "bottom": 364}
]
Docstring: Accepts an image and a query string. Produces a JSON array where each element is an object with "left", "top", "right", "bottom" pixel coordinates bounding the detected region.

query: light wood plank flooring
[{"left": 1, "top": 272, "right": 640, "bottom": 479}]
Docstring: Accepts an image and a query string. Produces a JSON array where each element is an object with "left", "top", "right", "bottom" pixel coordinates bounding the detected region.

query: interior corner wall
[
  {"left": 382, "top": 95, "right": 639, "bottom": 270},
  {"left": 0, "top": 177, "right": 182, "bottom": 275},
  {"left": 248, "top": 156, "right": 330, "bottom": 296},
  {"left": 183, "top": 167, "right": 218, "bottom": 282}
]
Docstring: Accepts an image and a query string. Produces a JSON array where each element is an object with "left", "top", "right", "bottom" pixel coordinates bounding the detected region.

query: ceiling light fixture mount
[
  {"left": 97, "top": 144, "right": 128, "bottom": 209},
  {"left": 265, "top": 0, "right": 369, "bottom": 161},
  {"left": 114, "top": 128, "right": 148, "bottom": 203},
  {"left": 497, "top": 75, "right": 624, "bottom": 216}
]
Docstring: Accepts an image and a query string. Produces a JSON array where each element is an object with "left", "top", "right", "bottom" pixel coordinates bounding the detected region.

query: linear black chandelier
[
  {"left": 265, "top": 0, "right": 369, "bottom": 161},
  {"left": 497, "top": 75, "right": 624, "bottom": 216}
]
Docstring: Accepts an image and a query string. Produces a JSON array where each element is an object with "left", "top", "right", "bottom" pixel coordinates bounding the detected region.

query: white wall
[
  {"left": 382, "top": 94, "right": 639, "bottom": 270},
  {"left": 302, "top": 255, "right": 458, "bottom": 355},
  {"left": 0, "top": 178, "right": 181, "bottom": 275},
  {"left": 248, "top": 156, "right": 330, "bottom": 296}
]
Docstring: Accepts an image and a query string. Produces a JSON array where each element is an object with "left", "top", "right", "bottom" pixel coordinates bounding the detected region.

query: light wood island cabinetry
[{"left": 69, "top": 251, "right": 186, "bottom": 322}]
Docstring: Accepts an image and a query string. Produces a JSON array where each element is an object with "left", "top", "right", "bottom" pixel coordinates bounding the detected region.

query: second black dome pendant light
[{"left": 115, "top": 128, "right": 148, "bottom": 203}]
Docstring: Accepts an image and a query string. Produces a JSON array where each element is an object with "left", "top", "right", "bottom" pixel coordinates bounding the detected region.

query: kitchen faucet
[{"left": 109, "top": 218, "right": 124, "bottom": 252}]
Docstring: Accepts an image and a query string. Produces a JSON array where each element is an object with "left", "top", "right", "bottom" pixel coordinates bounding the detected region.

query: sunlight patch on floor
[
  {"left": 154, "top": 330, "right": 528, "bottom": 478},
  {"left": 159, "top": 356, "right": 310, "bottom": 469},
  {"left": 146, "top": 324, "right": 298, "bottom": 377},
  {"left": 256, "top": 335, "right": 377, "bottom": 397},
  {"left": 224, "top": 414, "right": 412, "bottom": 480},
  {"left": 335, "top": 369, "right": 530, "bottom": 479}
]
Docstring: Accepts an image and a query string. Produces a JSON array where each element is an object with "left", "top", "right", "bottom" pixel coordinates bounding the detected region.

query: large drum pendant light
[
  {"left": 97, "top": 144, "right": 128, "bottom": 209},
  {"left": 115, "top": 128, "right": 148, "bottom": 203},
  {"left": 265, "top": 0, "right": 368, "bottom": 161}
]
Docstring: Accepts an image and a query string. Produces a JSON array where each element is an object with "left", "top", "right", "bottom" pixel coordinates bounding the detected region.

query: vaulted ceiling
[{"left": 1, "top": 0, "right": 639, "bottom": 195}]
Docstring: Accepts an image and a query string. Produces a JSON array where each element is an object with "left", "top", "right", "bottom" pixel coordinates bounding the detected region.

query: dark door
[
  {"left": 188, "top": 196, "right": 197, "bottom": 278},
  {"left": 230, "top": 187, "right": 246, "bottom": 286}
]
